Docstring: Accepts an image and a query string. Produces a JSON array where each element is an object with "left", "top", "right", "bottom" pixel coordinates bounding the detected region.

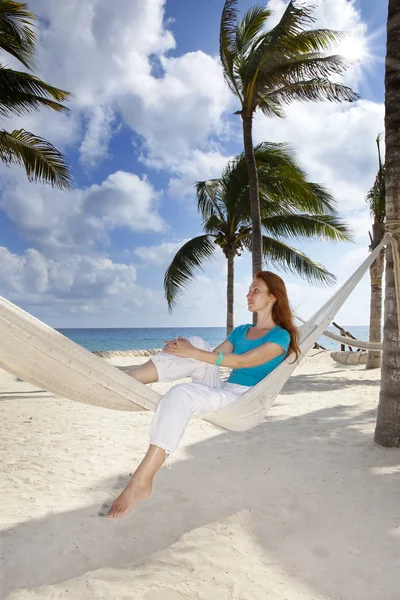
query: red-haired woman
[{"left": 107, "top": 271, "right": 300, "bottom": 519}]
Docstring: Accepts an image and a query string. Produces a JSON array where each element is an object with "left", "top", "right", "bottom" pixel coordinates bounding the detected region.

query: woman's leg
[
  {"left": 108, "top": 338, "right": 224, "bottom": 519},
  {"left": 126, "top": 360, "right": 158, "bottom": 384},
  {"left": 128, "top": 337, "right": 222, "bottom": 386},
  {"left": 107, "top": 381, "right": 246, "bottom": 519}
]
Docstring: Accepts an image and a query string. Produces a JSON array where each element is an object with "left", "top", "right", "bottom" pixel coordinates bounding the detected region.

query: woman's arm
[
  {"left": 192, "top": 342, "right": 285, "bottom": 369},
  {"left": 164, "top": 337, "right": 285, "bottom": 369},
  {"left": 213, "top": 339, "right": 234, "bottom": 353}
]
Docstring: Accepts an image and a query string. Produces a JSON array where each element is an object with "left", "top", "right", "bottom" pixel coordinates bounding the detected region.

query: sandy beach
[{"left": 1, "top": 350, "right": 400, "bottom": 600}]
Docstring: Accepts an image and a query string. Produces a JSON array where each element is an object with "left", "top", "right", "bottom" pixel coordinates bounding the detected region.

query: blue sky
[{"left": 0, "top": 0, "right": 387, "bottom": 328}]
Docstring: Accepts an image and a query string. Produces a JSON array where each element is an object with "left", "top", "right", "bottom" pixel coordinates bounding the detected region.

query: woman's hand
[{"left": 162, "top": 336, "right": 195, "bottom": 358}]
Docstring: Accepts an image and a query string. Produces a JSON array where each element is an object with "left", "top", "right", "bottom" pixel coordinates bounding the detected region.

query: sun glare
[{"left": 338, "top": 36, "right": 369, "bottom": 63}]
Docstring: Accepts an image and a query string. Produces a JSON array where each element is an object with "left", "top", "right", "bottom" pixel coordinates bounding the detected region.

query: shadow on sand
[{"left": 2, "top": 401, "right": 400, "bottom": 599}]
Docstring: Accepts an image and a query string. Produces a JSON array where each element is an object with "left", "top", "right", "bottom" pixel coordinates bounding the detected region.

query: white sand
[{"left": 1, "top": 350, "right": 400, "bottom": 600}]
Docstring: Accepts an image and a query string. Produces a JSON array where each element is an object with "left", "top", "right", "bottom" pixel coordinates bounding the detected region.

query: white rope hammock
[
  {"left": 295, "top": 222, "right": 400, "bottom": 353},
  {"left": 0, "top": 232, "right": 397, "bottom": 432},
  {"left": 321, "top": 329, "right": 382, "bottom": 350},
  {"left": 294, "top": 316, "right": 383, "bottom": 351}
]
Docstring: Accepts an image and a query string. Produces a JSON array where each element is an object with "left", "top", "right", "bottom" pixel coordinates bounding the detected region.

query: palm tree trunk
[
  {"left": 242, "top": 115, "right": 262, "bottom": 275},
  {"left": 374, "top": 0, "right": 400, "bottom": 447},
  {"left": 226, "top": 252, "right": 234, "bottom": 335},
  {"left": 366, "top": 222, "right": 385, "bottom": 369}
]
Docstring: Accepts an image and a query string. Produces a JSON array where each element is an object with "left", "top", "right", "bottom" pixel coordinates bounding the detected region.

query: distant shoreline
[{"left": 92, "top": 348, "right": 162, "bottom": 358}]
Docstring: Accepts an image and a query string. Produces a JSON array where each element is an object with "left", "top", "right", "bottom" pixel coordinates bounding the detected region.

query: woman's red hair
[{"left": 254, "top": 271, "right": 301, "bottom": 362}]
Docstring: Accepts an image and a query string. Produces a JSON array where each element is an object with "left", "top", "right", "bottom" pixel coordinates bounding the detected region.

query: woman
[{"left": 107, "top": 271, "right": 300, "bottom": 519}]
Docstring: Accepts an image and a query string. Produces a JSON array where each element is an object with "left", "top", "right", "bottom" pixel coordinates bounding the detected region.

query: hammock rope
[{"left": 294, "top": 316, "right": 383, "bottom": 351}]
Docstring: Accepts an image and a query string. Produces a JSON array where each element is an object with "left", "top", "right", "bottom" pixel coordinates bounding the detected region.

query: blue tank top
[{"left": 227, "top": 324, "right": 290, "bottom": 387}]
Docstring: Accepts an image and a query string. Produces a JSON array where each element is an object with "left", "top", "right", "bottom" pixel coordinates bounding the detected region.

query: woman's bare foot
[
  {"left": 106, "top": 445, "right": 166, "bottom": 519},
  {"left": 107, "top": 478, "right": 152, "bottom": 519}
]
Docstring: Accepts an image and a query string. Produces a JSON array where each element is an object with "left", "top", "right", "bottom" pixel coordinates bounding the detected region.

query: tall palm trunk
[
  {"left": 366, "top": 221, "right": 385, "bottom": 369},
  {"left": 226, "top": 252, "right": 235, "bottom": 335},
  {"left": 242, "top": 114, "right": 262, "bottom": 275},
  {"left": 374, "top": 0, "right": 400, "bottom": 447}
]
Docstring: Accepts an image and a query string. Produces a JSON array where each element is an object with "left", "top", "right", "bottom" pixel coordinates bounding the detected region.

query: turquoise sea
[{"left": 57, "top": 326, "right": 370, "bottom": 354}]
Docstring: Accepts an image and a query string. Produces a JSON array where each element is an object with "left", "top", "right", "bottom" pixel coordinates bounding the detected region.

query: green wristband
[{"left": 215, "top": 352, "right": 224, "bottom": 366}]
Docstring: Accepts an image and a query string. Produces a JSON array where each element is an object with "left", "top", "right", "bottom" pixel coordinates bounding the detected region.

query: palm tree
[
  {"left": 164, "top": 142, "right": 353, "bottom": 334},
  {"left": 0, "top": 0, "right": 72, "bottom": 188},
  {"left": 219, "top": 0, "right": 358, "bottom": 276},
  {"left": 365, "top": 134, "right": 385, "bottom": 370},
  {"left": 374, "top": 0, "right": 400, "bottom": 447}
]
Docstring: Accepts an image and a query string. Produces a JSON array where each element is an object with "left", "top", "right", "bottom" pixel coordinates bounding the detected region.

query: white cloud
[
  {"left": 0, "top": 246, "right": 138, "bottom": 301},
  {"left": 345, "top": 208, "right": 374, "bottom": 240},
  {"left": 134, "top": 236, "right": 226, "bottom": 276},
  {"left": 23, "top": 0, "right": 234, "bottom": 170},
  {"left": 119, "top": 51, "right": 235, "bottom": 168},
  {"left": 134, "top": 240, "right": 190, "bottom": 267},
  {"left": 168, "top": 149, "right": 233, "bottom": 199},
  {"left": 79, "top": 106, "right": 117, "bottom": 167},
  {"left": 0, "top": 245, "right": 230, "bottom": 328},
  {"left": 0, "top": 168, "right": 165, "bottom": 252},
  {"left": 4, "top": 108, "right": 81, "bottom": 151}
]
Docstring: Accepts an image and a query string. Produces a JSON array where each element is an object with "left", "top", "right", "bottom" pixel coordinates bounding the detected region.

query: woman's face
[{"left": 246, "top": 278, "right": 276, "bottom": 312}]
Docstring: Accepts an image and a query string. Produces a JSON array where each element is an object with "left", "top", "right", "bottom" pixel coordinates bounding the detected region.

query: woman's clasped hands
[{"left": 162, "top": 336, "right": 195, "bottom": 358}]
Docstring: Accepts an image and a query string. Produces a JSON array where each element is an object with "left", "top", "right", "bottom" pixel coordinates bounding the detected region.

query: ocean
[{"left": 57, "top": 326, "right": 370, "bottom": 355}]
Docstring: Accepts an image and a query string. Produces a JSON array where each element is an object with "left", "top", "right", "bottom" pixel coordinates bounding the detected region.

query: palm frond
[
  {"left": 0, "top": 128, "right": 72, "bottom": 189},
  {"left": 246, "top": 142, "right": 336, "bottom": 214},
  {"left": 256, "top": 93, "right": 285, "bottom": 117},
  {"left": 262, "top": 214, "right": 353, "bottom": 242},
  {"left": 243, "top": 235, "right": 336, "bottom": 286},
  {"left": 235, "top": 5, "right": 271, "bottom": 55},
  {"left": 261, "top": 54, "right": 350, "bottom": 85},
  {"left": 254, "top": 141, "right": 298, "bottom": 168},
  {"left": 198, "top": 142, "right": 344, "bottom": 226},
  {"left": 195, "top": 179, "right": 226, "bottom": 222},
  {"left": 0, "top": 68, "right": 71, "bottom": 117},
  {"left": 227, "top": 0, "right": 359, "bottom": 119},
  {"left": 220, "top": 0, "right": 238, "bottom": 55},
  {"left": 164, "top": 235, "right": 216, "bottom": 310},
  {"left": 307, "top": 182, "right": 337, "bottom": 213},
  {"left": 268, "top": 77, "right": 358, "bottom": 104},
  {"left": 0, "top": 0, "right": 36, "bottom": 68},
  {"left": 291, "top": 28, "right": 344, "bottom": 53},
  {"left": 220, "top": 152, "right": 250, "bottom": 221},
  {"left": 203, "top": 214, "right": 226, "bottom": 234},
  {"left": 258, "top": 170, "right": 337, "bottom": 215},
  {"left": 365, "top": 133, "right": 386, "bottom": 222},
  {"left": 366, "top": 168, "right": 385, "bottom": 222},
  {"left": 245, "top": 1, "right": 316, "bottom": 84},
  {"left": 220, "top": 0, "right": 243, "bottom": 100}
]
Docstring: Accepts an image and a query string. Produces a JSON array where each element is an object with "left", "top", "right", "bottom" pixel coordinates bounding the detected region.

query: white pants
[{"left": 149, "top": 337, "right": 250, "bottom": 454}]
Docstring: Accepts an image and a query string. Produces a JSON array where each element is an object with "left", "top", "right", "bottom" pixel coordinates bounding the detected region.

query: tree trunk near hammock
[
  {"left": 226, "top": 252, "right": 235, "bottom": 335},
  {"left": 374, "top": 0, "right": 400, "bottom": 447},
  {"left": 366, "top": 221, "right": 385, "bottom": 369},
  {"left": 242, "top": 114, "right": 262, "bottom": 276},
  {"left": 242, "top": 114, "right": 262, "bottom": 326}
]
